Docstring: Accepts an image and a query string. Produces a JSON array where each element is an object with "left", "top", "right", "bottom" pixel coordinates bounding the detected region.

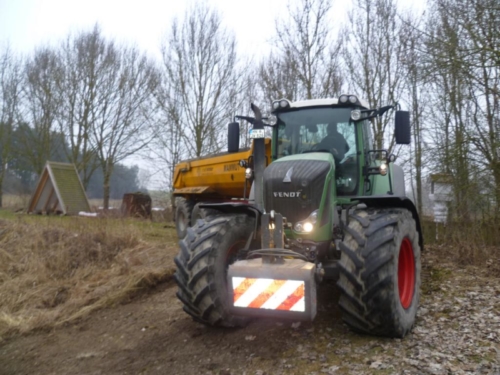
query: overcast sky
[
  {"left": 0, "top": 0, "right": 423, "bottom": 189},
  {"left": 0, "top": 0, "right": 288, "bottom": 59},
  {"left": 0, "top": 0, "right": 423, "bottom": 59},
  {"left": 0, "top": 0, "right": 368, "bottom": 60}
]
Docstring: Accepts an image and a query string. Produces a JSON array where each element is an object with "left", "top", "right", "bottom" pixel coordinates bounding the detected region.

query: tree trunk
[
  {"left": 415, "top": 145, "right": 422, "bottom": 215},
  {"left": 494, "top": 161, "right": 500, "bottom": 219},
  {"left": 103, "top": 170, "right": 111, "bottom": 210},
  {"left": 0, "top": 168, "right": 5, "bottom": 208},
  {"left": 413, "top": 96, "right": 423, "bottom": 216}
]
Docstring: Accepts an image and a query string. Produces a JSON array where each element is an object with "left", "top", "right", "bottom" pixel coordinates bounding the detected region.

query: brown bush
[{"left": 421, "top": 218, "right": 500, "bottom": 272}]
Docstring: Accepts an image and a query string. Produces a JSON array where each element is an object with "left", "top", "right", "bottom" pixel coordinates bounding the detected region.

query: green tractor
[{"left": 174, "top": 96, "right": 422, "bottom": 338}]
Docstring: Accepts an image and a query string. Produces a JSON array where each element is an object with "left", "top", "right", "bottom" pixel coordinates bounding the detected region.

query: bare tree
[
  {"left": 259, "top": 53, "right": 301, "bottom": 103},
  {"left": 0, "top": 45, "right": 22, "bottom": 207},
  {"left": 263, "top": 0, "right": 342, "bottom": 101},
  {"left": 148, "top": 71, "right": 185, "bottom": 191},
  {"left": 399, "top": 13, "right": 428, "bottom": 215},
  {"left": 458, "top": 0, "right": 500, "bottom": 218},
  {"left": 54, "top": 25, "right": 105, "bottom": 188},
  {"left": 342, "top": 0, "right": 406, "bottom": 151},
  {"left": 161, "top": 3, "right": 243, "bottom": 158},
  {"left": 89, "top": 44, "right": 159, "bottom": 209},
  {"left": 20, "top": 46, "right": 63, "bottom": 175},
  {"left": 424, "top": 0, "right": 500, "bottom": 218}
]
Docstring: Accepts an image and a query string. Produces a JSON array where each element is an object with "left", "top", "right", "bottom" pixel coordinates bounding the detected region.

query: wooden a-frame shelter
[{"left": 28, "top": 161, "right": 91, "bottom": 215}]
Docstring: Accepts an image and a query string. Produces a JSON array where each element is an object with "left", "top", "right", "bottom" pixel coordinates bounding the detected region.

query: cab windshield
[
  {"left": 275, "top": 107, "right": 358, "bottom": 195},
  {"left": 276, "top": 107, "right": 356, "bottom": 161}
]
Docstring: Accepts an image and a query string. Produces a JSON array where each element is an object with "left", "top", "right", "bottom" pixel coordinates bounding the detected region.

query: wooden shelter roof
[{"left": 28, "top": 162, "right": 90, "bottom": 215}]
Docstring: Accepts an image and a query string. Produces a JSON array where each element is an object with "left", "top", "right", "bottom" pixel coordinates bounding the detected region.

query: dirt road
[{"left": 1, "top": 254, "right": 499, "bottom": 375}]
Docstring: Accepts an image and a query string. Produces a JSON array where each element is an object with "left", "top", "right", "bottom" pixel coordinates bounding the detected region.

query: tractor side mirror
[
  {"left": 228, "top": 122, "right": 240, "bottom": 152},
  {"left": 395, "top": 111, "right": 411, "bottom": 145}
]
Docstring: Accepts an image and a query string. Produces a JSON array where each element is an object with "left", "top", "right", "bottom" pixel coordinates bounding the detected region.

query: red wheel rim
[{"left": 398, "top": 238, "right": 415, "bottom": 309}]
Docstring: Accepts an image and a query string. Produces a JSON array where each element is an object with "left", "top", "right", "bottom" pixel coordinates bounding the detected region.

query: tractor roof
[{"left": 290, "top": 97, "right": 370, "bottom": 110}]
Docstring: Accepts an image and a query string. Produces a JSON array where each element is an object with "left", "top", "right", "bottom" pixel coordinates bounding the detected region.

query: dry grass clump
[
  {"left": 422, "top": 218, "right": 500, "bottom": 273},
  {"left": 426, "top": 242, "right": 500, "bottom": 277},
  {"left": 1, "top": 194, "right": 30, "bottom": 211},
  {"left": 0, "top": 217, "right": 176, "bottom": 340}
]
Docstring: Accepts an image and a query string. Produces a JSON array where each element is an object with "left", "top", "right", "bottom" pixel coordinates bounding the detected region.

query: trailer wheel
[
  {"left": 337, "top": 208, "right": 421, "bottom": 338},
  {"left": 175, "top": 197, "right": 195, "bottom": 238},
  {"left": 174, "top": 214, "right": 255, "bottom": 327},
  {"left": 190, "top": 203, "right": 219, "bottom": 226}
]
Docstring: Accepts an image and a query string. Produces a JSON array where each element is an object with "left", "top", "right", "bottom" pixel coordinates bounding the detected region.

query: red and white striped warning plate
[{"left": 231, "top": 277, "right": 305, "bottom": 312}]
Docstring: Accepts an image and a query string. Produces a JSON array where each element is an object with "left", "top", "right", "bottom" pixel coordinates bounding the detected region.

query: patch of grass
[
  {"left": 0, "top": 209, "right": 16, "bottom": 220},
  {"left": 1, "top": 194, "right": 30, "bottom": 211},
  {"left": 123, "top": 218, "right": 177, "bottom": 244},
  {"left": 429, "top": 267, "right": 452, "bottom": 283},
  {"left": 0, "top": 214, "right": 177, "bottom": 340},
  {"left": 421, "top": 255, "right": 454, "bottom": 296}
]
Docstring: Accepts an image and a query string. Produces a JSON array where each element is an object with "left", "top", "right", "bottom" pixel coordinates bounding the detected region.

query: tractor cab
[{"left": 270, "top": 97, "right": 371, "bottom": 198}]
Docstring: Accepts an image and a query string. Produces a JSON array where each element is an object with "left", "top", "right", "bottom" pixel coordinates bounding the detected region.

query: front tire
[
  {"left": 337, "top": 208, "right": 421, "bottom": 338},
  {"left": 174, "top": 214, "right": 255, "bottom": 327}
]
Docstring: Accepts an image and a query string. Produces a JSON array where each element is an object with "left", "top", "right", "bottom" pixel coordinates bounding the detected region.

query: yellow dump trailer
[{"left": 173, "top": 139, "right": 271, "bottom": 238}]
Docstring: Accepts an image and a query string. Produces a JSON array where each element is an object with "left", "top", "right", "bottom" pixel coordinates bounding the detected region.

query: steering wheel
[
  {"left": 311, "top": 143, "right": 338, "bottom": 154},
  {"left": 302, "top": 144, "right": 328, "bottom": 154},
  {"left": 310, "top": 143, "right": 321, "bottom": 151},
  {"left": 340, "top": 155, "right": 356, "bottom": 164}
]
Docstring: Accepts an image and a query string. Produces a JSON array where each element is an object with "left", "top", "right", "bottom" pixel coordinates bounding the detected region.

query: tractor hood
[
  {"left": 275, "top": 152, "right": 335, "bottom": 163},
  {"left": 263, "top": 153, "right": 334, "bottom": 225}
]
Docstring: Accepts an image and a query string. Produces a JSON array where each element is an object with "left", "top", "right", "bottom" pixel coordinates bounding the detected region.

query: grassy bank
[{"left": 0, "top": 211, "right": 177, "bottom": 341}]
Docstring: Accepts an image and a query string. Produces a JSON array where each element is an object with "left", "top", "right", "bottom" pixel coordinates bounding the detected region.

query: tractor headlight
[
  {"left": 280, "top": 99, "right": 290, "bottom": 108},
  {"left": 351, "top": 109, "right": 361, "bottom": 121},
  {"left": 267, "top": 114, "right": 278, "bottom": 126},
  {"left": 340, "top": 94, "right": 358, "bottom": 105},
  {"left": 245, "top": 168, "right": 253, "bottom": 179},
  {"left": 379, "top": 163, "right": 388, "bottom": 176},
  {"left": 272, "top": 99, "right": 291, "bottom": 111},
  {"left": 294, "top": 210, "right": 318, "bottom": 233},
  {"left": 303, "top": 222, "right": 313, "bottom": 232}
]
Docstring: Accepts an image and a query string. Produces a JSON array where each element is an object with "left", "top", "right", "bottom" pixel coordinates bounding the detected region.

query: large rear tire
[
  {"left": 174, "top": 214, "right": 255, "bottom": 327},
  {"left": 337, "top": 208, "right": 421, "bottom": 338},
  {"left": 175, "top": 197, "right": 195, "bottom": 239}
]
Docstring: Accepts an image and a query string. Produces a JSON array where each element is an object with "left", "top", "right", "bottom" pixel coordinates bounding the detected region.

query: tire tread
[
  {"left": 174, "top": 214, "right": 255, "bottom": 327},
  {"left": 337, "top": 208, "right": 421, "bottom": 338}
]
